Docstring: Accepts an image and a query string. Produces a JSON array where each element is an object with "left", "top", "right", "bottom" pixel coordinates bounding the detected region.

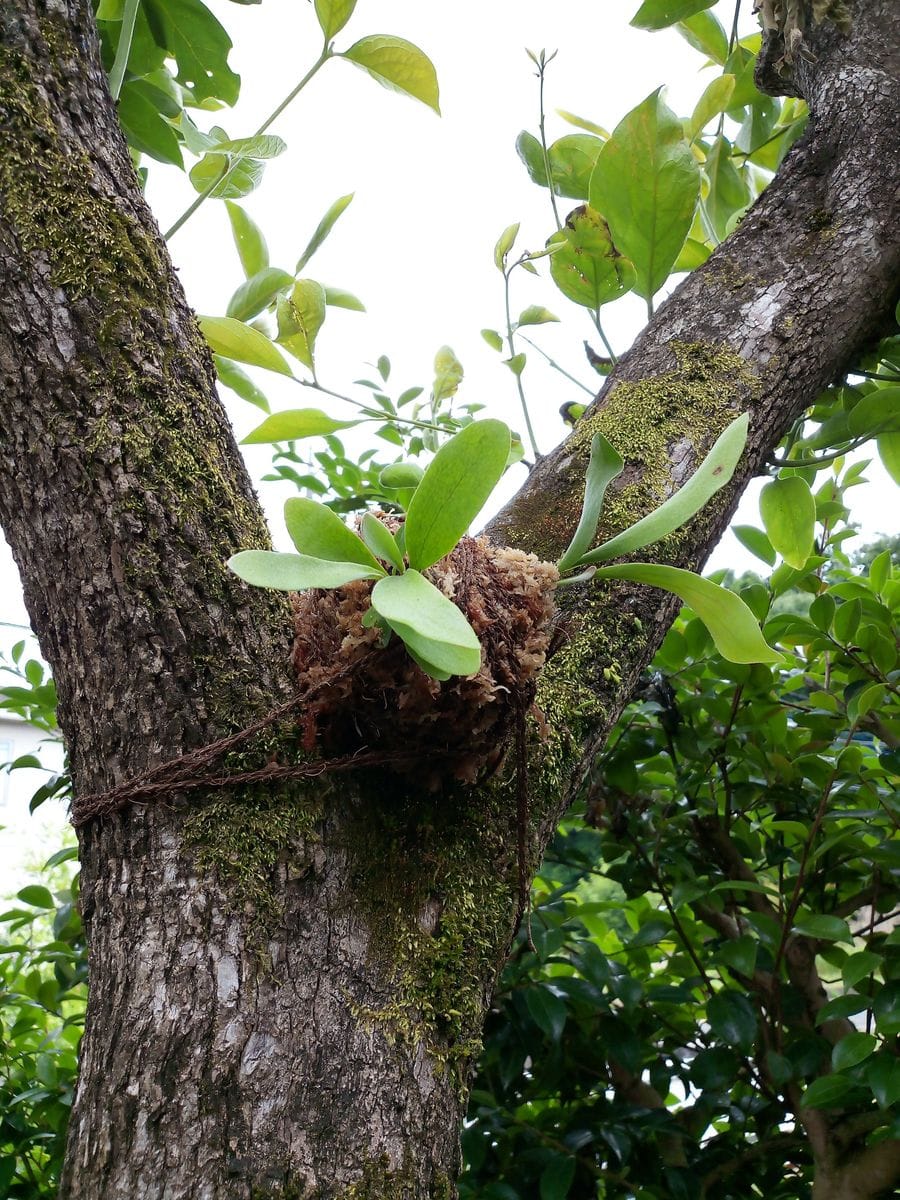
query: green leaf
[
  {"left": 517, "top": 132, "right": 606, "bottom": 200},
  {"left": 432, "top": 346, "right": 464, "bottom": 403},
  {"left": 214, "top": 134, "right": 286, "bottom": 159},
  {"left": 867, "top": 1053, "right": 900, "bottom": 1108},
  {"left": 689, "top": 75, "right": 736, "bottom": 141},
  {"left": 214, "top": 356, "right": 270, "bottom": 412},
  {"left": 494, "top": 222, "right": 520, "bottom": 270},
  {"left": 877, "top": 432, "right": 900, "bottom": 484},
  {"left": 116, "top": 85, "right": 183, "bottom": 166},
  {"left": 539, "top": 1156, "right": 576, "bottom": 1200},
  {"left": 831, "top": 1032, "right": 876, "bottom": 1073},
  {"left": 792, "top": 914, "right": 853, "bottom": 942},
  {"left": 189, "top": 152, "right": 264, "bottom": 199},
  {"left": 673, "top": 236, "right": 712, "bottom": 271},
  {"left": 801, "top": 1074, "right": 856, "bottom": 1109},
  {"left": 276, "top": 280, "right": 327, "bottom": 369},
  {"left": 584, "top": 413, "right": 749, "bottom": 563},
  {"left": 716, "top": 935, "right": 758, "bottom": 977},
  {"left": 847, "top": 386, "right": 900, "bottom": 437},
  {"left": 198, "top": 315, "right": 293, "bottom": 376},
  {"left": 226, "top": 201, "right": 269, "bottom": 277},
  {"left": 733, "top": 524, "right": 776, "bottom": 566},
  {"left": 17, "top": 886, "right": 54, "bottom": 909},
  {"left": 632, "top": 0, "right": 716, "bottom": 31},
  {"left": 405, "top": 421, "right": 511, "bottom": 570},
  {"left": 558, "top": 433, "right": 624, "bottom": 572},
  {"left": 295, "top": 193, "right": 354, "bottom": 273},
  {"left": 504, "top": 353, "right": 526, "bottom": 376},
  {"left": 284, "top": 497, "right": 381, "bottom": 570},
  {"left": 707, "top": 991, "right": 757, "bottom": 1050},
  {"left": 760, "top": 476, "right": 816, "bottom": 568},
  {"left": 323, "top": 285, "right": 366, "bottom": 311},
  {"left": 593, "top": 563, "right": 782, "bottom": 663},
  {"left": 874, "top": 983, "right": 900, "bottom": 1036},
  {"left": 481, "top": 328, "right": 504, "bottom": 352},
  {"left": 524, "top": 985, "right": 568, "bottom": 1041},
  {"left": 341, "top": 35, "right": 440, "bottom": 113},
  {"left": 371, "top": 570, "right": 481, "bottom": 678},
  {"left": 242, "top": 409, "right": 358, "bottom": 443},
  {"left": 314, "top": 0, "right": 356, "bottom": 39},
  {"left": 833, "top": 597, "right": 861, "bottom": 643},
  {"left": 228, "top": 550, "right": 382, "bottom": 590},
  {"left": 517, "top": 305, "right": 559, "bottom": 328},
  {"left": 360, "top": 513, "right": 404, "bottom": 571},
  {"left": 226, "top": 267, "right": 294, "bottom": 322},
  {"left": 548, "top": 205, "right": 635, "bottom": 310},
  {"left": 380, "top": 462, "right": 424, "bottom": 490},
  {"left": 676, "top": 10, "right": 729, "bottom": 62},
  {"left": 590, "top": 89, "right": 700, "bottom": 300},
  {"left": 142, "top": 0, "right": 240, "bottom": 104},
  {"left": 705, "top": 136, "right": 750, "bottom": 241}
]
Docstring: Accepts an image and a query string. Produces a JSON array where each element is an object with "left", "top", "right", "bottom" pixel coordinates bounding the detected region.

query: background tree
[{"left": 0, "top": 0, "right": 897, "bottom": 1196}]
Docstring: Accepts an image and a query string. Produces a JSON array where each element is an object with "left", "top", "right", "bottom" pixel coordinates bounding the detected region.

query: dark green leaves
[
  {"left": 589, "top": 89, "right": 699, "bottom": 300},
  {"left": 404, "top": 420, "right": 511, "bottom": 570},
  {"left": 707, "top": 991, "right": 757, "bottom": 1051},
  {"left": 341, "top": 36, "right": 440, "bottom": 113},
  {"left": 142, "top": 0, "right": 240, "bottom": 104}
]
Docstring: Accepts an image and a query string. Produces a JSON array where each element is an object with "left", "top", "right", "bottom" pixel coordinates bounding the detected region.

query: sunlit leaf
[
  {"left": 517, "top": 305, "right": 559, "bottom": 328},
  {"left": 314, "top": 0, "right": 356, "bottom": 39},
  {"left": 226, "top": 267, "right": 294, "bottom": 322},
  {"left": 242, "top": 409, "right": 358, "bottom": 443},
  {"left": 548, "top": 205, "right": 635, "bottom": 310},
  {"left": 689, "top": 75, "right": 736, "bottom": 140},
  {"left": 432, "top": 345, "right": 464, "bottom": 403},
  {"left": 189, "top": 152, "right": 264, "bottom": 199},
  {"left": 295, "top": 193, "right": 354, "bottom": 273},
  {"left": 323, "top": 285, "right": 366, "bottom": 311},
  {"left": 276, "top": 280, "right": 327, "bottom": 369},
  {"left": 341, "top": 35, "right": 440, "bottom": 113},
  {"left": 226, "top": 201, "right": 269, "bottom": 276},
  {"left": 494, "top": 222, "right": 520, "bottom": 271},
  {"left": 198, "top": 315, "right": 293, "bottom": 376}
]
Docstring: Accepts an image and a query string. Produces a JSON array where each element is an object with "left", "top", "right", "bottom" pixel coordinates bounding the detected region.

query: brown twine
[
  {"left": 71, "top": 624, "right": 536, "bottom": 919},
  {"left": 69, "top": 658, "right": 391, "bottom": 827}
]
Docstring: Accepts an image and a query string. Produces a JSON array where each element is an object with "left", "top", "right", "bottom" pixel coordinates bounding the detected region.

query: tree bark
[{"left": 0, "top": 1, "right": 897, "bottom": 1197}]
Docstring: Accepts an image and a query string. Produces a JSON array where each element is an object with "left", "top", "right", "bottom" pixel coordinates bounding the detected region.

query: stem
[
  {"left": 698, "top": 195, "right": 720, "bottom": 247},
  {"left": 165, "top": 49, "right": 332, "bottom": 241},
  {"left": 518, "top": 334, "right": 594, "bottom": 394},
  {"left": 107, "top": 0, "right": 140, "bottom": 102},
  {"left": 590, "top": 310, "right": 617, "bottom": 363},
  {"left": 503, "top": 267, "right": 541, "bottom": 459},
  {"left": 537, "top": 58, "right": 562, "bottom": 231},
  {"left": 292, "top": 377, "right": 449, "bottom": 437}
]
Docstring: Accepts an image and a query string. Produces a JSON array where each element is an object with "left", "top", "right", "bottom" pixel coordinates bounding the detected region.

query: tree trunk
[{"left": 0, "top": 1, "right": 897, "bottom": 1197}]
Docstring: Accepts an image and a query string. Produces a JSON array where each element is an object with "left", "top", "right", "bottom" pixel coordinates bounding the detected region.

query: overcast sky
[{"left": 0, "top": 0, "right": 894, "bottom": 639}]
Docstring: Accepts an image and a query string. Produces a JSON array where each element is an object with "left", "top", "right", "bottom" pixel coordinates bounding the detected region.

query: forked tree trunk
[{"left": 0, "top": 0, "right": 897, "bottom": 1196}]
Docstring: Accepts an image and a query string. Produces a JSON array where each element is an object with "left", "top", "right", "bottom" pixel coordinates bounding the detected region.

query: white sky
[{"left": 0, "top": 0, "right": 895, "bottom": 641}]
